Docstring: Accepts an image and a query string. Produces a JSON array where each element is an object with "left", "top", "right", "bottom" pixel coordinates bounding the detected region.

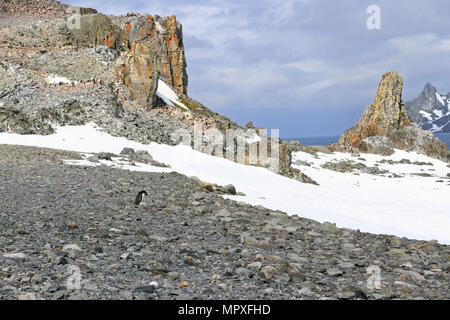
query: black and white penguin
[{"left": 134, "top": 190, "right": 149, "bottom": 206}]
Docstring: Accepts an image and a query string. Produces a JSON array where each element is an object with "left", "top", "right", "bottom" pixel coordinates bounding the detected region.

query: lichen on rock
[{"left": 109, "top": 14, "right": 188, "bottom": 110}]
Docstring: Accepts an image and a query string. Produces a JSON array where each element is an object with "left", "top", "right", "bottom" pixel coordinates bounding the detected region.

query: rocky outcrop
[
  {"left": 339, "top": 71, "right": 449, "bottom": 161},
  {"left": 115, "top": 15, "right": 188, "bottom": 107},
  {"left": 113, "top": 15, "right": 188, "bottom": 109},
  {"left": 63, "top": 13, "right": 188, "bottom": 110},
  {"left": 405, "top": 83, "right": 450, "bottom": 133},
  {"left": 339, "top": 71, "right": 411, "bottom": 148}
]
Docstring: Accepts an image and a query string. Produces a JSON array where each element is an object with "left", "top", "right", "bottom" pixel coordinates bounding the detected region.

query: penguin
[{"left": 134, "top": 190, "right": 149, "bottom": 206}]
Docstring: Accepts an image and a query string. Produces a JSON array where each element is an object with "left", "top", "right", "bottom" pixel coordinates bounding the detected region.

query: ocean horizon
[{"left": 286, "top": 133, "right": 450, "bottom": 149}]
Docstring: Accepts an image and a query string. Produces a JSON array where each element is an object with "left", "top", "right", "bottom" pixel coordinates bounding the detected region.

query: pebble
[
  {"left": 326, "top": 268, "right": 343, "bottom": 277},
  {"left": 247, "top": 262, "right": 262, "bottom": 270},
  {"left": 3, "top": 253, "right": 27, "bottom": 261},
  {"left": 62, "top": 244, "right": 82, "bottom": 251},
  {"left": 18, "top": 293, "right": 36, "bottom": 300}
]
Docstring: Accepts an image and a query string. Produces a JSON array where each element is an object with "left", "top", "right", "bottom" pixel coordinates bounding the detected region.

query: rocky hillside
[
  {"left": 0, "top": 0, "right": 314, "bottom": 184},
  {"left": 406, "top": 83, "right": 450, "bottom": 133},
  {"left": 0, "top": 0, "right": 97, "bottom": 18},
  {"left": 0, "top": 144, "right": 449, "bottom": 300},
  {"left": 339, "top": 71, "right": 449, "bottom": 162}
]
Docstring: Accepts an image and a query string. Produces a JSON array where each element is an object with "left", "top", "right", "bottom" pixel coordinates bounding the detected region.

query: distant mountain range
[{"left": 405, "top": 83, "right": 450, "bottom": 133}]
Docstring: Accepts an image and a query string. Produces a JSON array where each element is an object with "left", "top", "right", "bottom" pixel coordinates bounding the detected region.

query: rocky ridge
[
  {"left": 339, "top": 71, "right": 449, "bottom": 161},
  {"left": 0, "top": 0, "right": 97, "bottom": 19},
  {"left": 0, "top": 0, "right": 315, "bottom": 184}
]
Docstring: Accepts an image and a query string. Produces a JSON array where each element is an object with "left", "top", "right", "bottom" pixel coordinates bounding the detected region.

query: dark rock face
[
  {"left": 339, "top": 71, "right": 449, "bottom": 161},
  {"left": 405, "top": 83, "right": 450, "bottom": 133}
]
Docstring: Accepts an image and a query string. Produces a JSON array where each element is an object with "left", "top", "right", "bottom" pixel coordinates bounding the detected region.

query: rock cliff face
[
  {"left": 339, "top": 71, "right": 449, "bottom": 161},
  {"left": 63, "top": 13, "right": 188, "bottom": 110},
  {"left": 114, "top": 14, "right": 188, "bottom": 109},
  {"left": 405, "top": 83, "right": 450, "bottom": 133}
]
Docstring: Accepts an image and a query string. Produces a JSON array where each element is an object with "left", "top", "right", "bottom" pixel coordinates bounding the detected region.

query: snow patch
[
  {"left": 433, "top": 109, "right": 444, "bottom": 118},
  {"left": 155, "top": 21, "right": 165, "bottom": 33},
  {"left": 436, "top": 92, "right": 446, "bottom": 106},
  {"left": 45, "top": 74, "right": 78, "bottom": 85},
  {"left": 419, "top": 110, "right": 433, "bottom": 121},
  {"left": 156, "top": 80, "right": 189, "bottom": 111}
]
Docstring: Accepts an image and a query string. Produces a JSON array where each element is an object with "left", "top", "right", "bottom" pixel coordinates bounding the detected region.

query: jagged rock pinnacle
[
  {"left": 339, "top": 71, "right": 411, "bottom": 148},
  {"left": 339, "top": 71, "right": 449, "bottom": 161}
]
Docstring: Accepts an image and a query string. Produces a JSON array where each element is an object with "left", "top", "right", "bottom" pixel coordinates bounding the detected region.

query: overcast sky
[{"left": 64, "top": 0, "right": 450, "bottom": 137}]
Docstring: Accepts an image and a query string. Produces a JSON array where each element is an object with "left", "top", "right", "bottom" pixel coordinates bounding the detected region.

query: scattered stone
[
  {"left": 18, "top": 293, "right": 36, "bottom": 300},
  {"left": 135, "top": 150, "right": 153, "bottom": 162},
  {"left": 326, "top": 268, "right": 343, "bottom": 277},
  {"left": 0, "top": 144, "right": 447, "bottom": 300},
  {"left": 224, "top": 184, "right": 236, "bottom": 195},
  {"left": 3, "top": 253, "right": 27, "bottom": 261},
  {"left": 120, "top": 148, "right": 135, "bottom": 156},
  {"left": 62, "top": 244, "right": 82, "bottom": 251},
  {"left": 120, "top": 253, "right": 130, "bottom": 260},
  {"left": 54, "top": 290, "right": 67, "bottom": 300},
  {"left": 178, "top": 282, "right": 190, "bottom": 289},
  {"left": 321, "top": 222, "right": 339, "bottom": 233},
  {"left": 260, "top": 266, "right": 276, "bottom": 280},
  {"left": 56, "top": 256, "right": 68, "bottom": 265},
  {"left": 236, "top": 268, "right": 252, "bottom": 278},
  {"left": 247, "top": 262, "right": 262, "bottom": 271}
]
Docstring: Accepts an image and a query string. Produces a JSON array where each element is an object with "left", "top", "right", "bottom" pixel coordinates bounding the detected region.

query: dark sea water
[
  {"left": 287, "top": 133, "right": 450, "bottom": 149},
  {"left": 286, "top": 136, "right": 340, "bottom": 146}
]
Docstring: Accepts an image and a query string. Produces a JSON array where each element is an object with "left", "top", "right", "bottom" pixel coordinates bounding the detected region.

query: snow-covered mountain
[{"left": 405, "top": 83, "right": 450, "bottom": 132}]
